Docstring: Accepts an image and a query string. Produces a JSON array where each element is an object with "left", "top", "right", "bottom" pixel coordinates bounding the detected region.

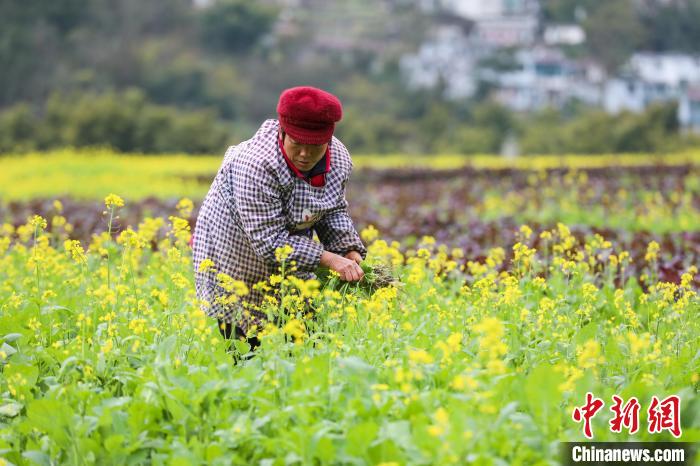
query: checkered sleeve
[
  {"left": 314, "top": 173, "right": 367, "bottom": 260},
  {"left": 229, "top": 159, "right": 324, "bottom": 273}
]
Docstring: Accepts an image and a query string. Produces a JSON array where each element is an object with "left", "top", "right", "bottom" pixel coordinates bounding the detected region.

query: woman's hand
[
  {"left": 320, "top": 251, "right": 364, "bottom": 282},
  {"left": 344, "top": 250, "right": 363, "bottom": 264}
]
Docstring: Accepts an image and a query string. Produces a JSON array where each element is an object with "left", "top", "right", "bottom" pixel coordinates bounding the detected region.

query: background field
[{"left": 0, "top": 151, "right": 698, "bottom": 465}]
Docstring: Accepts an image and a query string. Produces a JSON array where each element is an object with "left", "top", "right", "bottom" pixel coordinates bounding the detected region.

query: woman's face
[{"left": 282, "top": 132, "right": 328, "bottom": 172}]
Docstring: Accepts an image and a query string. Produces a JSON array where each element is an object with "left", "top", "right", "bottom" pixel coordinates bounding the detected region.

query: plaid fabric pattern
[{"left": 192, "top": 119, "right": 367, "bottom": 333}]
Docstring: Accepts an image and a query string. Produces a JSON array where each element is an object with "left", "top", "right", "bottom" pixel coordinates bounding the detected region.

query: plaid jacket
[{"left": 192, "top": 119, "right": 367, "bottom": 332}]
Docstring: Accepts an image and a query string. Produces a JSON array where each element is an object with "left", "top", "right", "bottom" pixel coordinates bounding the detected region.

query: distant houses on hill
[{"left": 401, "top": 0, "right": 700, "bottom": 133}]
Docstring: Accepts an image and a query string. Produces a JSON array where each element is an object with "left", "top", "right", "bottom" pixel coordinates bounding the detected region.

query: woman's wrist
[{"left": 319, "top": 250, "right": 337, "bottom": 268}]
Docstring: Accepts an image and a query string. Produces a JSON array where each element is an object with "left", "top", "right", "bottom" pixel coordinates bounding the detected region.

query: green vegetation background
[{"left": 2, "top": 0, "right": 700, "bottom": 155}]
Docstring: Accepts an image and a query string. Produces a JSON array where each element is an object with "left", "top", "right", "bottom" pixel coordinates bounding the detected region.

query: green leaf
[
  {"left": 57, "top": 356, "right": 79, "bottom": 380},
  {"left": 26, "top": 398, "right": 73, "bottom": 444},
  {"left": 378, "top": 420, "right": 413, "bottom": 451},
  {"left": 5, "top": 362, "right": 39, "bottom": 386},
  {"left": 40, "top": 305, "right": 72, "bottom": 316},
  {"left": 2, "top": 333, "right": 23, "bottom": 343},
  {"left": 102, "top": 396, "right": 132, "bottom": 409},
  {"left": 232, "top": 339, "right": 251, "bottom": 355},
  {"left": 313, "top": 436, "right": 335, "bottom": 463},
  {"left": 1, "top": 342, "right": 17, "bottom": 357},
  {"left": 293, "top": 354, "right": 330, "bottom": 390},
  {"left": 0, "top": 402, "right": 22, "bottom": 417},
  {"left": 284, "top": 451, "right": 303, "bottom": 465},
  {"left": 155, "top": 334, "right": 177, "bottom": 366},
  {"left": 345, "top": 421, "right": 379, "bottom": 458},
  {"left": 335, "top": 356, "right": 373, "bottom": 375},
  {"left": 205, "top": 443, "right": 224, "bottom": 461},
  {"left": 368, "top": 439, "right": 403, "bottom": 464},
  {"left": 574, "top": 322, "right": 598, "bottom": 346},
  {"left": 22, "top": 450, "right": 51, "bottom": 466},
  {"left": 523, "top": 364, "right": 564, "bottom": 437},
  {"left": 104, "top": 434, "right": 125, "bottom": 453}
]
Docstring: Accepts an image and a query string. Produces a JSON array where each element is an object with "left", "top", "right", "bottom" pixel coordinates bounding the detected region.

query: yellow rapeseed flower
[
  {"left": 519, "top": 224, "right": 533, "bottom": 240},
  {"left": 198, "top": 258, "right": 216, "bottom": 273},
  {"left": 451, "top": 374, "right": 478, "bottom": 390},
  {"left": 474, "top": 316, "right": 508, "bottom": 374},
  {"left": 283, "top": 318, "right": 305, "bottom": 343},
  {"left": 628, "top": 332, "right": 651, "bottom": 354},
  {"left": 29, "top": 215, "right": 47, "bottom": 230},
  {"left": 512, "top": 242, "right": 536, "bottom": 268},
  {"left": 1, "top": 223, "right": 14, "bottom": 237},
  {"left": 101, "top": 339, "right": 114, "bottom": 354},
  {"left": 275, "top": 244, "right": 294, "bottom": 262},
  {"left": 269, "top": 274, "right": 283, "bottom": 285},
  {"left": 104, "top": 193, "right": 124, "bottom": 208},
  {"left": 420, "top": 235, "right": 436, "bottom": 247},
  {"left": 63, "top": 239, "right": 87, "bottom": 263},
  {"left": 52, "top": 199, "right": 63, "bottom": 213},
  {"left": 360, "top": 225, "right": 379, "bottom": 243},
  {"left": 645, "top": 241, "right": 660, "bottom": 262},
  {"left": 428, "top": 407, "right": 450, "bottom": 437},
  {"left": 577, "top": 340, "right": 605, "bottom": 369},
  {"left": 176, "top": 198, "right": 194, "bottom": 217},
  {"left": 216, "top": 273, "right": 249, "bottom": 296},
  {"left": 680, "top": 271, "right": 695, "bottom": 289},
  {"left": 408, "top": 348, "right": 434, "bottom": 365}
]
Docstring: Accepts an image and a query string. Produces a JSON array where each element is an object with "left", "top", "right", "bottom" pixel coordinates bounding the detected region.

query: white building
[
  {"left": 399, "top": 25, "right": 479, "bottom": 99},
  {"left": 484, "top": 47, "right": 603, "bottom": 111},
  {"left": 603, "top": 53, "right": 700, "bottom": 114},
  {"left": 603, "top": 79, "right": 657, "bottom": 114},
  {"left": 543, "top": 24, "right": 585, "bottom": 46},
  {"left": 474, "top": 15, "right": 538, "bottom": 47},
  {"left": 629, "top": 53, "right": 700, "bottom": 88},
  {"left": 438, "top": 0, "right": 539, "bottom": 47},
  {"left": 441, "top": 0, "right": 538, "bottom": 18},
  {"left": 441, "top": 0, "right": 505, "bottom": 19}
]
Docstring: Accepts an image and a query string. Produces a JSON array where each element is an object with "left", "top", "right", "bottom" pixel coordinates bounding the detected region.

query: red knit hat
[{"left": 277, "top": 86, "right": 343, "bottom": 145}]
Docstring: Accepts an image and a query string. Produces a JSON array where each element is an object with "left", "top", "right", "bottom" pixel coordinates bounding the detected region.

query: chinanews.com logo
[{"left": 560, "top": 392, "right": 697, "bottom": 466}]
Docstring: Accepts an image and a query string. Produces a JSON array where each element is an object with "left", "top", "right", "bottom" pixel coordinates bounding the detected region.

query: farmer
[{"left": 192, "top": 86, "right": 367, "bottom": 350}]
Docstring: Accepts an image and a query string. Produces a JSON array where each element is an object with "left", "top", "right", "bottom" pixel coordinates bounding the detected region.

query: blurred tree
[
  {"left": 519, "top": 101, "right": 683, "bottom": 154},
  {"left": 640, "top": 0, "right": 700, "bottom": 53},
  {"left": 337, "top": 106, "right": 418, "bottom": 153},
  {"left": 34, "top": 89, "right": 229, "bottom": 153},
  {"left": 444, "top": 126, "right": 499, "bottom": 154},
  {"left": 0, "top": 104, "right": 38, "bottom": 152},
  {"left": 197, "top": 0, "right": 278, "bottom": 54},
  {"left": 541, "top": 0, "right": 596, "bottom": 22},
  {"left": 583, "top": 0, "right": 646, "bottom": 73},
  {"left": 470, "top": 101, "right": 515, "bottom": 150},
  {"left": 612, "top": 101, "right": 679, "bottom": 152},
  {"left": 517, "top": 108, "right": 562, "bottom": 154},
  {"left": 0, "top": 0, "right": 86, "bottom": 106}
]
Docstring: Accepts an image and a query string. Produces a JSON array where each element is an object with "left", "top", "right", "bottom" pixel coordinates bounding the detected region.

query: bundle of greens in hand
[{"left": 315, "top": 261, "right": 400, "bottom": 296}]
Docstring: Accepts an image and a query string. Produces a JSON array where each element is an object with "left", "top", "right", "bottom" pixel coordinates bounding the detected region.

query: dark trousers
[
  {"left": 217, "top": 319, "right": 261, "bottom": 352},
  {"left": 217, "top": 298, "right": 318, "bottom": 360}
]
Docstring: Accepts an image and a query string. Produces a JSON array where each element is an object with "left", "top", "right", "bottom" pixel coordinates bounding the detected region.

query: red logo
[
  {"left": 572, "top": 392, "right": 605, "bottom": 439},
  {"left": 609, "top": 395, "right": 641, "bottom": 434},
  {"left": 647, "top": 395, "right": 682, "bottom": 438},
  {"left": 572, "top": 393, "right": 682, "bottom": 439}
]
